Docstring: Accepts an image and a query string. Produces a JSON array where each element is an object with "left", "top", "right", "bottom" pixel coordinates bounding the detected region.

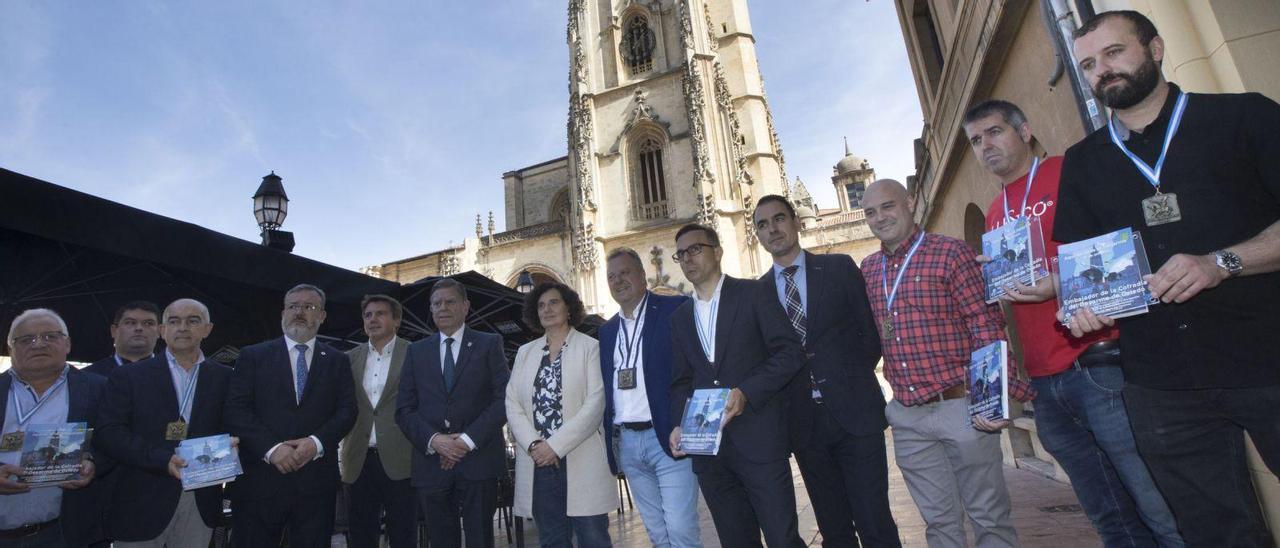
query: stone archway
[{"left": 963, "top": 203, "right": 986, "bottom": 253}]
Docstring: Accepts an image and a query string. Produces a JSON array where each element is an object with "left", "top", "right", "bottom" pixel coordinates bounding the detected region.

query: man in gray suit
[{"left": 340, "top": 294, "right": 417, "bottom": 548}]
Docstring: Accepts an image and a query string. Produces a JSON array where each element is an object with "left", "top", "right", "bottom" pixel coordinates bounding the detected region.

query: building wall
[{"left": 502, "top": 159, "right": 569, "bottom": 231}]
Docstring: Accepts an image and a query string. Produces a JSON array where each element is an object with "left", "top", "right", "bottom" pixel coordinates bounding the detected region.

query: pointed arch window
[
  {"left": 620, "top": 15, "right": 656, "bottom": 76},
  {"left": 632, "top": 137, "right": 669, "bottom": 221}
]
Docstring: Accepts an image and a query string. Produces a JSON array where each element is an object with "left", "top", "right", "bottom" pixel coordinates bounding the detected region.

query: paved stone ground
[{"left": 499, "top": 434, "right": 1101, "bottom": 547}]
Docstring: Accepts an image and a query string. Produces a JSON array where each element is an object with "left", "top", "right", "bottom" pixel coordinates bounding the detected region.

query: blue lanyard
[
  {"left": 177, "top": 363, "right": 201, "bottom": 421},
  {"left": 1107, "top": 91, "right": 1189, "bottom": 193},
  {"left": 617, "top": 294, "right": 648, "bottom": 371},
  {"left": 694, "top": 294, "right": 719, "bottom": 362},
  {"left": 881, "top": 233, "right": 927, "bottom": 315},
  {"left": 9, "top": 371, "right": 68, "bottom": 427},
  {"left": 1002, "top": 156, "right": 1040, "bottom": 224}
]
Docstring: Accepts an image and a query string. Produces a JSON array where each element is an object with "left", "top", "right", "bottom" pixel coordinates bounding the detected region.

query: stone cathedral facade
[{"left": 366, "top": 0, "right": 878, "bottom": 317}]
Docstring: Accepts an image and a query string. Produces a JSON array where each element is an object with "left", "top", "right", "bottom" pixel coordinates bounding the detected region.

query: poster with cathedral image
[
  {"left": 678, "top": 388, "right": 731, "bottom": 456},
  {"left": 177, "top": 434, "right": 242, "bottom": 490},
  {"left": 18, "top": 423, "right": 90, "bottom": 486},
  {"left": 1055, "top": 227, "right": 1156, "bottom": 325},
  {"left": 981, "top": 216, "right": 1048, "bottom": 303}
]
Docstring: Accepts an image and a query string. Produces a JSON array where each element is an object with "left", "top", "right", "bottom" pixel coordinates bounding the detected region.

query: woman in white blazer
[{"left": 505, "top": 281, "right": 617, "bottom": 547}]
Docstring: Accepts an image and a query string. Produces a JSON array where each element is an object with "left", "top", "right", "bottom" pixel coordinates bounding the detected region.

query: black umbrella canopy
[{"left": 0, "top": 167, "right": 399, "bottom": 362}]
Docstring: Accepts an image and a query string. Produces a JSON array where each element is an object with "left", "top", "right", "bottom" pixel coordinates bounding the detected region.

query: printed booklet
[
  {"left": 177, "top": 434, "right": 242, "bottom": 490},
  {"left": 967, "top": 341, "right": 1009, "bottom": 422},
  {"left": 981, "top": 216, "right": 1048, "bottom": 302},
  {"left": 1054, "top": 227, "right": 1156, "bottom": 325},
  {"left": 678, "top": 388, "right": 731, "bottom": 456},
  {"left": 18, "top": 423, "right": 90, "bottom": 486}
]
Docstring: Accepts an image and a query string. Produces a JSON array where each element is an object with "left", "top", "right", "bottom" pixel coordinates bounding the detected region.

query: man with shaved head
[
  {"left": 95, "top": 298, "right": 235, "bottom": 547},
  {"left": 1, "top": 308, "right": 106, "bottom": 546},
  {"left": 859, "top": 180, "right": 1032, "bottom": 548}
]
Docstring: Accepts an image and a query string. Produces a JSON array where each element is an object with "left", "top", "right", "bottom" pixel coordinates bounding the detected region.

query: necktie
[
  {"left": 443, "top": 337, "right": 457, "bottom": 393},
  {"left": 782, "top": 266, "right": 807, "bottom": 345},
  {"left": 294, "top": 344, "right": 309, "bottom": 404}
]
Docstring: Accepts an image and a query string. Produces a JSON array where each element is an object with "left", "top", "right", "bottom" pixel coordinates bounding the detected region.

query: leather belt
[
  {"left": 920, "top": 384, "right": 968, "bottom": 405},
  {"left": 620, "top": 421, "right": 653, "bottom": 431},
  {"left": 1075, "top": 339, "right": 1121, "bottom": 369},
  {"left": 0, "top": 518, "right": 59, "bottom": 540}
]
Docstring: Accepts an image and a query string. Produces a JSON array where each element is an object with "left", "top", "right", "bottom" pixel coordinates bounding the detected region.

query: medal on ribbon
[
  {"left": 2, "top": 372, "right": 68, "bottom": 452},
  {"left": 1108, "top": 92, "right": 1189, "bottom": 226},
  {"left": 881, "top": 233, "right": 927, "bottom": 340},
  {"left": 616, "top": 295, "right": 648, "bottom": 390}
]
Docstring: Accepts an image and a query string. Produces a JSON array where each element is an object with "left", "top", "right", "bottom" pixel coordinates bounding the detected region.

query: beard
[{"left": 1093, "top": 52, "right": 1160, "bottom": 109}]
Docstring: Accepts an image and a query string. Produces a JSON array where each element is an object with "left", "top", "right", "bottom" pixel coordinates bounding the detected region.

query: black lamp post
[
  {"left": 516, "top": 270, "right": 535, "bottom": 293},
  {"left": 253, "top": 171, "right": 295, "bottom": 252}
]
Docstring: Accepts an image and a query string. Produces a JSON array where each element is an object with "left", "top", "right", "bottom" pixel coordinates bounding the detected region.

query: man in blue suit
[
  {"left": 396, "top": 277, "right": 509, "bottom": 548},
  {"left": 667, "top": 224, "right": 806, "bottom": 548},
  {"left": 1, "top": 308, "right": 106, "bottom": 547},
  {"left": 599, "top": 247, "right": 701, "bottom": 547},
  {"left": 224, "top": 284, "right": 357, "bottom": 546},
  {"left": 96, "top": 298, "right": 234, "bottom": 547},
  {"left": 753, "top": 195, "right": 900, "bottom": 548}
]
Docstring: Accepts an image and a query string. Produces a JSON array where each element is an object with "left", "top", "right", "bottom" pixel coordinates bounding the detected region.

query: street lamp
[
  {"left": 516, "top": 270, "right": 535, "bottom": 293},
  {"left": 253, "top": 171, "right": 295, "bottom": 252}
]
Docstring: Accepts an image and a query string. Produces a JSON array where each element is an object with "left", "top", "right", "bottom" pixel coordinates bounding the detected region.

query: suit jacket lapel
[
  {"left": 277, "top": 339, "right": 300, "bottom": 406},
  {"left": 156, "top": 360, "right": 181, "bottom": 422},
  {"left": 599, "top": 318, "right": 618, "bottom": 387},
  {"left": 805, "top": 251, "right": 825, "bottom": 331},
  {"left": 378, "top": 338, "right": 409, "bottom": 409},
  {"left": 713, "top": 278, "right": 741, "bottom": 367},
  {"left": 66, "top": 369, "right": 93, "bottom": 422},
  {"left": 302, "top": 345, "right": 332, "bottom": 404},
  {"left": 191, "top": 360, "right": 219, "bottom": 430},
  {"left": 0, "top": 373, "right": 10, "bottom": 425},
  {"left": 447, "top": 331, "right": 475, "bottom": 394}
]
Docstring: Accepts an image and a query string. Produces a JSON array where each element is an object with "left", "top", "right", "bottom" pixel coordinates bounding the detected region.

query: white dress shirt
[
  {"left": 427, "top": 326, "right": 476, "bottom": 453},
  {"left": 265, "top": 336, "right": 324, "bottom": 463},
  {"left": 362, "top": 338, "right": 396, "bottom": 447},
  {"left": 692, "top": 274, "right": 726, "bottom": 362},
  {"left": 613, "top": 297, "right": 652, "bottom": 423}
]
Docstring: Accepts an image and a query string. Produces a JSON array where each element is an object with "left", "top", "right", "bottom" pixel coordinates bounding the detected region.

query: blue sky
[{"left": 0, "top": 1, "right": 922, "bottom": 271}]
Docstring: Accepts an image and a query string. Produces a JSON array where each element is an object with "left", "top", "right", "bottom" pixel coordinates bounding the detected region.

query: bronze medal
[
  {"left": 882, "top": 319, "right": 894, "bottom": 339},
  {"left": 1142, "top": 193, "right": 1182, "bottom": 226},
  {"left": 617, "top": 368, "right": 637, "bottom": 390},
  {"left": 0, "top": 431, "right": 24, "bottom": 452},
  {"left": 165, "top": 420, "right": 188, "bottom": 441}
]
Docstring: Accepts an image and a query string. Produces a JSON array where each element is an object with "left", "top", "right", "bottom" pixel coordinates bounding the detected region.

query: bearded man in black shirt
[{"left": 1055, "top": 10, "right": 1280, "bottom": 547}]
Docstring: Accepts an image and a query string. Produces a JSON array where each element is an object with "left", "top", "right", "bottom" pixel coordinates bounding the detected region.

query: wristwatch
[{"left": 1214, "top": 249, "right": 1243, "bottom": 278}]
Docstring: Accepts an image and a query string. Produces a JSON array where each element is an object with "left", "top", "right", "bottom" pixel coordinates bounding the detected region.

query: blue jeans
[
  {"left": 618, "top": 427, "right": 702, "bottom": 548},
  {"left": 1031, "top": 364, "right": 1183, "bottom": 548},
  {"left": 531, "top": 460, "right": 611, "bottom": 548}
]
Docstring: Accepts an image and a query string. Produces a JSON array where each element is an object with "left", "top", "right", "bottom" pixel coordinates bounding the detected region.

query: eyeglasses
[
  {"left": 10, "top": 332, "right": 68, "bottom": 348},
  {"left": 286, "top": 303, "right": 320, "bottom": 312},
  {"left": 672, "top": 243, "right": 716, "bottom": 263}
]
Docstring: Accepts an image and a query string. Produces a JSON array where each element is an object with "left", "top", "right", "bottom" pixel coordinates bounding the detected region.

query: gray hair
[
  {"left": 164, "top": 298, "right": 211, "bottom": 323},
  {"left": 606, "top": 247, "right": 646, "bottom": 271},
  {"left": 8, "top": 308, "right": 69, "bottom": 344},
  {"left": 285, "top": 284, "right": 326, "bottom": 308}
]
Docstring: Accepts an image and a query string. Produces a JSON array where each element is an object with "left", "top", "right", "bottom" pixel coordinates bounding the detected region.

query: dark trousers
[
  {"left": 1124, "top": 382, "right": 1280, "bottom": 548},
  {"left": 418, "top": 472, "right": 498, "bottom": 548},
  {"left": 696, "top": 444, "right": 805, "bottom": 548},
  {"left": 793, "top": 402, "right": 901, "bottom": 548},
  {"left": 348, "top": 450, "right": 418, "bottom": 548},
  {"left": 530, "top": 461, "right": 611, "bottom": 548},
  {"left": 232, "top": 489, "right": 335, "bottom": 547},
  {"left": 0, "top": 524, "right": 64, "bottom": 548}
]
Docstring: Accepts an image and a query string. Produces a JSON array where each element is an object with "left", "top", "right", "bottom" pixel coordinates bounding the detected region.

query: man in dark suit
[
  {"left": 224, "top": 284, "right": 357, "bottom": 546},
  {"left": 396, "top": 277, "right": 509, "bottom": 548},
  {"left": 667, "top": 223, "right": 806, "bottom": 548},
  {"left": 84, "top": 301, "right": 160, "bottom": 378},
  {"left": 340, "top": 295, "right": 416, "bottom": 548},
  {"left": 95, "top": 298, "right": 234, "bottom": 547},
  {"left": 599, "top": 247, "right": 701, "bottom": 547},
  {"left": 1, "top": 308, "right": 106, "bottom": 547},
  {"left": 753, "top": 195, "right": 901, "bottom": 548}
]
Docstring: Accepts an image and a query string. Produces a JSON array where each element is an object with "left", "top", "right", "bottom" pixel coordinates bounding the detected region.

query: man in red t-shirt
[{"left": 963, "top": 100, "right": 1183, "bottom": 547}]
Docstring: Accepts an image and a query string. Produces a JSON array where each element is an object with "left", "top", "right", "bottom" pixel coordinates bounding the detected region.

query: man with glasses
[
  {"left": 85, "top": 301, "right": 161, "bottom": 378},
  {"left": 95, "top": 299, "right": 234, "bottom": 548},
  {"left": 667, "top": 224, "right": 806, "bottom": 547},
  {"left": 1, "top": 308, "right": 106, "bottom": 547},
  {"left": 224, "top": 284, "right": 356, "bottom": 546}
]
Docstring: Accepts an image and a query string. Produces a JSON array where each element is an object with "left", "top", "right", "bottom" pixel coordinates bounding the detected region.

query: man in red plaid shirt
[{"left": 859, "top": 179, "right": 1033, "bottom": 548}]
